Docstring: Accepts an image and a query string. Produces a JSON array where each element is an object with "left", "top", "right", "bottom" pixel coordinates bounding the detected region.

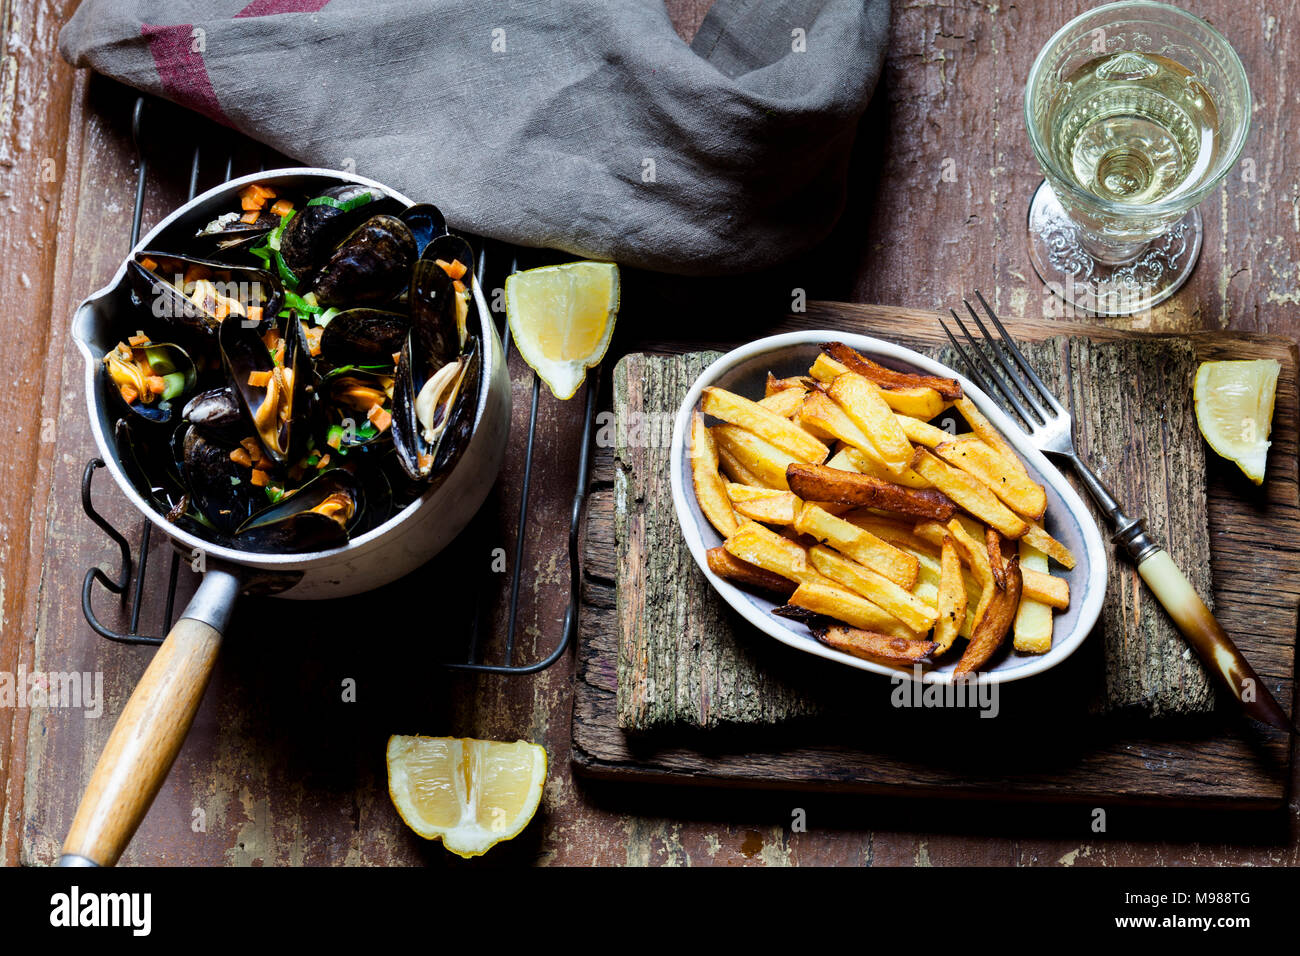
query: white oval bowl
[{"left": 669, "top": 330, "right": 1108, "bottom": 685}]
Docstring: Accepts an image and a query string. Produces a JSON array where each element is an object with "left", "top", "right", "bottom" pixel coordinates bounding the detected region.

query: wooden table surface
[{"left": 3, "top": 0, "right": 1298, "bottom": 866}]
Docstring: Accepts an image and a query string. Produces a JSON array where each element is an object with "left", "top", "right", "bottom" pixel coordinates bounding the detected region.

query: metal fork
[{"left": 939, "top": 292, "right": 1293, "bottom": 733}]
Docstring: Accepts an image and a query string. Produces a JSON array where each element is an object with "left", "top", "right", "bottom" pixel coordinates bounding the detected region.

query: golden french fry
[
  {"left": 896, "top": 415, "right": 955, "bottom": 449},
  {"left": 1014, "top": 541, "right": 1054, "bottom": 653},
  {"left": 794, "top": 502, "right": 919, "bottom": 589},
  {"left": 817, "top": 625, "right": 937, "bottom": 664},
  {"left": 725, "top": 483, "right": 799, "bottom": 525},
  {"left": 723, "top": 521, "right": 826, "bottom": 587},
  {"left": 953, "top": 396, "right": 1028, "bottom": 478},
  {"left": 934, "top": 535, "right": 967, "bottom": 654},
  {"left": 822, "top": 342, "right": 963, "bottom": 400},
  {"left": 827, "top": 373, "right": 913, "bottom": 475},
  {"left": 787, "top": 463, "right": 955, "bottom": 520},
  {"left": 840, "top": 447, "right": 931, "bottom": 490},
  {"left": 788, "top": 581, "right": 916, "bottom": 638},
  {"left": 911, "top": 448, "right": 1028, "bottom": 539},
  {"left": 876, "top": 386, "right": 945, "bottom": 420},
  {"left": 757, "top": 386, "right": 807, "bottom": 419},
  {"left": 808, "top": 545, "right": 938, "bottom": 634},
  {"left": 707, "top": 546, "right": 796, "bottom": 598},
  {"left": 703, "top": 386, "right": 829, "bottom": 464},
  {"left": 986, "top": 526, "right": 1007, "bottom": 590},
  {"left": 715, "top": 438, "right": 766, "bottom": 487},
  {"left": 765, "top": 372, "right": 812, "bottom": 397},
  {"left": 691, "top": 412, "right": 739, "bottom": 538},
  {"left": 712, "top": 424, "right": 799, "bottom": 490},
  {"left": 934, "top": 436, "right": 1048, "bottom": 520},
  {"left": 809, "top": 352, "right": 849, "bottom": 385},
  {"left": 956, "top": 554, "right": 1022, "bottom": 674},
  {"left": 946, "top": 518, "right": 995, "bottom": 631},
  {"left": 1022, "top": 567, "right": 1069, "bottom": 610},
  {"left": 844, "top": 511, "right": 941, "bottom": 558},
  {"left": 1022, "top": 520, "right": 1076, "bottom": 570},
  {"left": 798, "top": 390, "right": 879, "bottom": 461}
]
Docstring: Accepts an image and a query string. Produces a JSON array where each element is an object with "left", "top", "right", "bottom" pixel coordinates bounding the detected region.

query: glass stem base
[{"left": 1026, "top": 181, "right": 1202, "bottom": 315}]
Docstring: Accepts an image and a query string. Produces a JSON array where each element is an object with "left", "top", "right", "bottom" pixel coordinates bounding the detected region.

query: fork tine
[
  {"left": 938, "top": 311, "right": 997, "bottom": 396},
  {"left": 947, "top": 308, "right": 1038, "bottom": 429},
  {"left": 962, "top": 299, "right": 1048, "bottom": 425},
  {"left": 975, "top": 290, "right": 1065, "bottom": 415}
]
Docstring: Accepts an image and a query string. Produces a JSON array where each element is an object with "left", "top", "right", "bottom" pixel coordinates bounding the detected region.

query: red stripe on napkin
[
  {"left": 235, "top": 0, "right": 332, "bottom": 17},
  {"left": 140, "top": 23, "right": 231, "bottom": 127}
]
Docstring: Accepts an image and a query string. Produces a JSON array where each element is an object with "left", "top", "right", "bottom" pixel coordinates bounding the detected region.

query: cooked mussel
[
  {"left": 278, "top": 184, "right": 395, "bottom": 279},
  {"left": 319, "top": 366, "right": 395, "bottom": 449},
  {"left": 392, "top": 335, "right": 478, "bottom": 481},
  {"left": 219, "top": 310, "right": 311, "bottom": 466},
  {"left": 304, "top": 215, "right": 416, "bottom": 307},
  {"left": 318, "top": 308, "right": 409, "bottom": 369},
  {"left": 182, "top": 385, "right": 244, "bottom": 438},
  {"left": 400, "top": 203, "right": 447, "bottom": 258},
  {"left": 101, "top": 338, "right": 197, "bottom": 425},
  {"left": 129, "top": 252, "right": 283, "bottom": 338},
  {"left": 194, "top": 209, "right": 279, "bottom": 254},
  {"left": 181, "top": 425, "right": 264, "bottom": 536},
  {"left": 234, "top": 469, "right": 364, "bottom": 553},
  {"left": 419, "top": 233, "right": 476, "bottom": 347}
]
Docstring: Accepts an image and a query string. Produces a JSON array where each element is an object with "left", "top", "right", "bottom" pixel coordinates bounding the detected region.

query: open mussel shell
[
  {"left": 278, "top": 184, "right": 398, "bottom": 279},
  {"left": 181, "top": 424, "right": 263, "bottom": 537},
  {"left": 304, "top": 214, "right": 416, "bottom": 307},
  {"left": 399, "top": 203, "right": 447, "bottom": 258},
  {"left": 115, "top": 417, "right": 189, "bottom": 517},
  {"left": 101, "top": 340, "right": 198, "bottom": 426},
  {"left": 219, "top": 310, "right": 311, "bottom": 466},
  {"left": 234, "top": 469, "right": 364, "bottom": 553},
  {"left": 408, "top": 257, "right": 463, "bottom": 370},
  {"left": 420, "top": 233, "right": 477, "bottom": 347},
  {"left": 318, "top": 365, "right": 395, "bottom": 449},
  {"left": 128, "top": 251, "right": 284, "bottom": 339},
  {"left": 194, "top": 209, "right": 279, "bottom": 255},
  {"left": 318, "top": 308, "right": 409, "bottom": 369},
  {"left": 391, "top": 335, "right": 479, "bottom": 482}
]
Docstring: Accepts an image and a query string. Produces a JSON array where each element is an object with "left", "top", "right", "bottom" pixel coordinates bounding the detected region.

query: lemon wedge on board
[
  {"left": 386, "top": 735, "right": 547, "bottom": 858},
  {"left": 505, "top": 261, "right": 619, "bottom": 400},
  {"left": 1193, "top": 359, "right": 1280, "bottom": 485}
]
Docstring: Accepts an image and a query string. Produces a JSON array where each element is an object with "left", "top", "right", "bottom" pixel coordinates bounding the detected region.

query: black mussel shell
[
  {"left": 182, "top": 385, "right": 244, "bottom": 433},
  {"left": 219, "top": 311, "right": 310, "bottom": 466},
  {"left": 391, "top": 335, "right": 479, "bottom": 482},
  {"left": 278, "top": 185, "right": 398, "bottom": 279},
  {"left": 304, "top": 215, "right": 416, "bottom": 307},
  {"left": 194, "top": 209, "right": 278, "bottom": 254},
  {"left": 233, "top": 469, "right": 364, "bottom": 553},
  {"left": 420, "top": 233, "right": 477, "bottom": 348},
  {"left": 399, "top": 203, "right": 447, "bottom": 258},
  {"left": 429, "top": 337, "right": 480, "bottom": 477},
  {"left": 115, "top": 417, "right": 188, "bottom": 515},
  {"left": 318, "top": 309, "right": 409, "bottom": 369},
  {"left": 408, "top": 258, "right": 462, "bottom": 371},
  {"left": 101, "top": 340, "right": 198, "bottom": 426},
  {"left": 181, "top": 425, "right": 263, "bottom": 537},
  {"left": 128, "top": 252, "right": 284, "bottom": 338}
]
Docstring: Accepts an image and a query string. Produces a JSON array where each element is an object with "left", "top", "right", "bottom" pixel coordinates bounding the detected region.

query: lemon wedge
[
  {"left": 505, "top": 261, "right": 619, "bottom": 399},
  {"left": 1193, "top": 359, "right": 1280, "bottom": 485},
  {"left": 386, "top": 736, "right": 547, "bottom": 858}
]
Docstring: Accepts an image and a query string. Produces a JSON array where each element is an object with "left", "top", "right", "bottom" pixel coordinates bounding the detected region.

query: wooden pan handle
[{"left": 59, "top": 568, "right": 241, "bottom": 867}]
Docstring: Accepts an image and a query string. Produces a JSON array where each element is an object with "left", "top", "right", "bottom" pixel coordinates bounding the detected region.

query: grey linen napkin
[{"left": 60, "top": 0, "right": 890, "bottom": 275}]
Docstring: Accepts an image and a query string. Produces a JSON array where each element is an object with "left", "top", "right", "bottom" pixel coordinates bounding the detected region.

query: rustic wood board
[{"left": 573, "top": 303, "right": 1300, "bottom": 807}]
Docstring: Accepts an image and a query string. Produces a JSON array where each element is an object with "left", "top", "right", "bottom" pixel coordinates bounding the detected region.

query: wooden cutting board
[{"left": 571, "top": 303, "right": 1300, "bottom": 807}]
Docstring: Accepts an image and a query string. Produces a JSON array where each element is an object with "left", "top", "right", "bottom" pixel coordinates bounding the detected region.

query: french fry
[
  {"left": 934, "top": 535, "right": 967, "bottom": 654},
  {"left": 798, "top": 390, "right": 880, "bottom": 461},
  {"left": 953, "top": 396, "right": 1027, "bottom": 478},
  {"left": 702, "top": 386, "right": 829, "bottom": 463},
  {"left": 911, "top": 448, "right": 1029, "bottom": 539},
  {"left": 712, "top": 424, "right": 799, "bottom": 490},
  {"left": 808, "top": 545, "right": 939, "bottom": 634},
  {"left": 934, "top": 436, "right": 1047, "bottom": 520},
  {"left": 690, "top": 412, "right": 739, "bottom": 537},
  {"left": 707, "top": 546, "right": 796, "bottom": 598},
  {"left": 809, "top": 352, "right": 849, "bottom": 385},
  {"left": 840, "top": 446, "right": 931, "bottom": 490},
  {"left": 817, "top": 625, "right": 937, "bottom": 664},
  {"left": 827, "top": 373, "right": 914, "bottom": 475},
  {"left": 765, "top": 372, "right": 812, "bottom": 397},
  {"left": 793, "top": 503, "right": 919, "bottom": 589},
  {"left": 876, "top": 386, "right": 945, "bottom": 420},
  {"left": 1022, "top": 520, "right": 1076, "bottom": 570},
  {"left": 723, "top": 521, "right": 827, "bottom": 587},
  {"left": 955, "top": 554, "right": 1022, "bottom": 674},
  {"left": 946, "top": 518, "right": 994, "bottom": 632},
  {"left": 788, "top": 581, "right": 916, "bottom": 638},
  {"left": 986, "top": 526, "right": 1007, "bottom": 590},
  {"left": 844, "top": 511, "right": 941, "bottom": 558},
  {"left": 787, "top": 463, "right": 956, "bottom": 520},
  {"left": 822, "top": 342, "right": 963, "bottom": 400},
  {"left": 726, "top": 483, "right": 799, "bottom": 525},
  {"left": 715, "top": 439, "right": 767, "bottom": 487},
  {"left": 757, "top": 387, "right": 807, "bottom": 419},
  {"left": 1013, "top": 541, "right": 1054, "bottom": 653},
  {"left": 897, "top": 414, "right": 955, "bottom": 449},
  {"left": 1022, "top": 567, "right": 1069, "bottom": 609}
]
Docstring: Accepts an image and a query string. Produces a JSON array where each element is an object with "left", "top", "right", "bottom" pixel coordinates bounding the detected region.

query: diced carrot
[
  {"left": 368, "top": 406, "right": 392, "bottom": 433},
  {"left": 246, "top": 306, "right": 263, "bottom": 325},
  {"left": 119, "top": 385, "right": 138, "bottom": 405},
  {"left": 128, "top": 333, "right": 150, "bottom": 347},
  {"left": 270, "top": 199, "right": 294, "bottom": 217},
  {"left": 316, "top": 453, "right": 330, "bottom": 470},
  {"left": 239, "top": 183, "right": 275, "bottom": 211},
  {"left": 436, "top": 258, "right": 468, "bottom": 280},
  {"left": 240, "top": 209, "right": 260, "bottom": 223},
  {"left": 139, "top": 257, "right": 157, "bottom": 271},
  {"left": 392, "top": 351, "right": 402, "bottom": 366},
  {"left": 249, "top": 469, "right": 269, "bottom": 488},
  {"left": 146, "top": 375, "right": 167, "bottom": 395},
  {"left": 229, "top": 448, "right": 254, "bottom": 467},
  {"left": 248, "top": 370, "right": 272, "bottom": 388},
  {"left": 452, "top": 279, "right": 466, "bottom": 294},
  {"left": 326, "top": 431, "right": 342, "bottom": 451},
  {"left": 304, "top": 326, "right": 324, "bottom": 357}
]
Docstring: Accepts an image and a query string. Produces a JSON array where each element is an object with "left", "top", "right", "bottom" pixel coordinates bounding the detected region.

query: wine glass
[{"left": 1024, "top": 1, "right": 1250, "bottom": 315}]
